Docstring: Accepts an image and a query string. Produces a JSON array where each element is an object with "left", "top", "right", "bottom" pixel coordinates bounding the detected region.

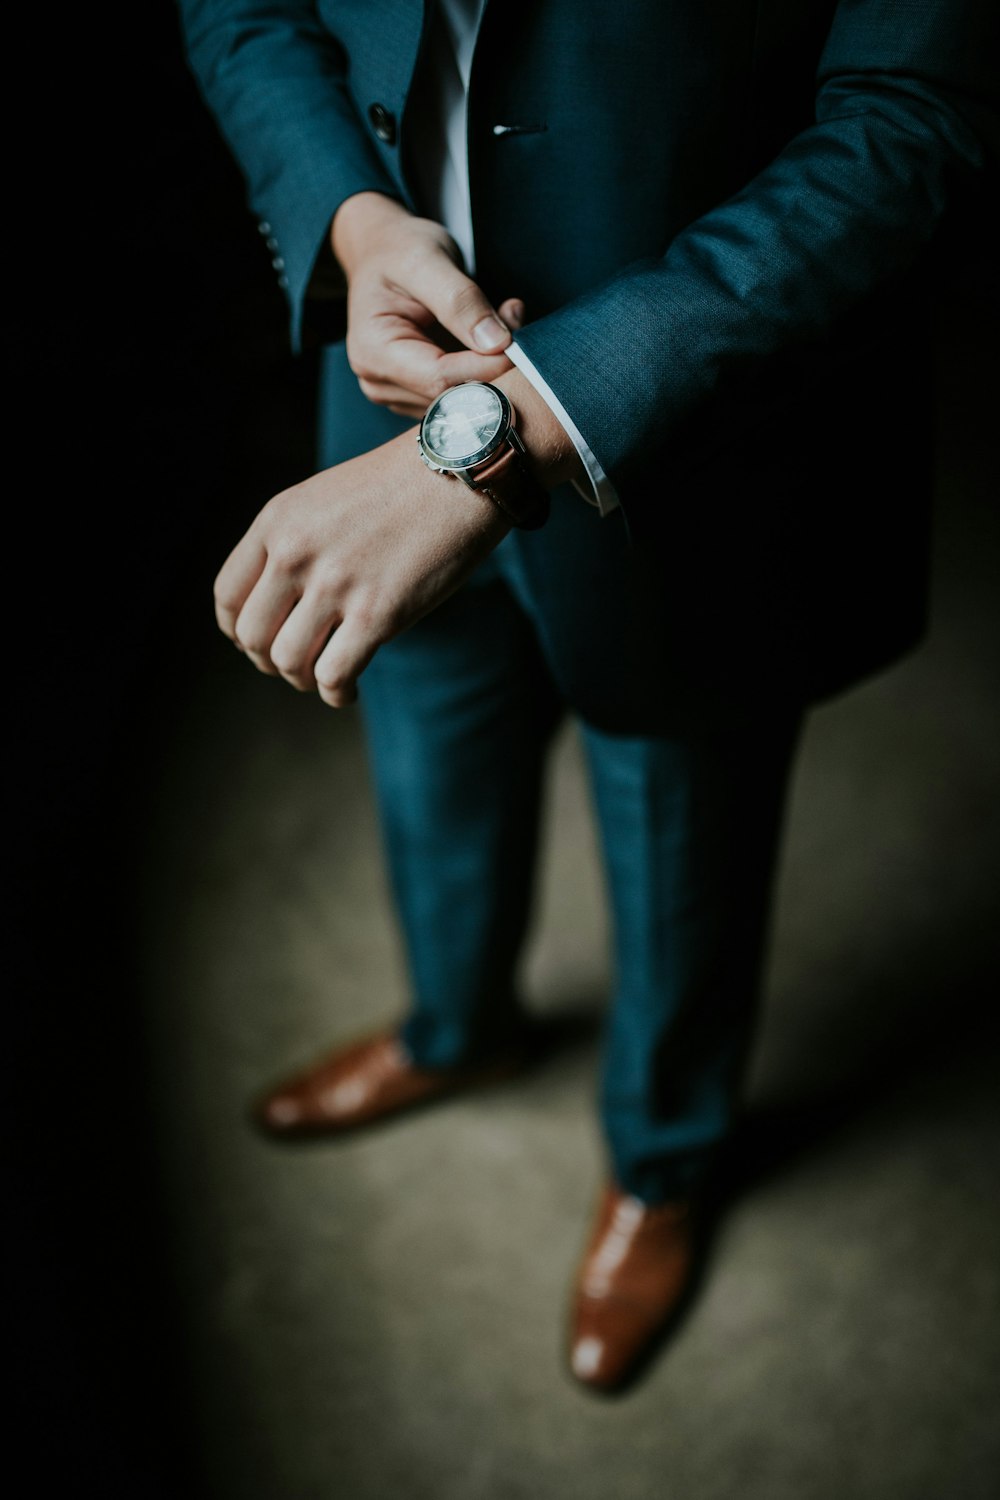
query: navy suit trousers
[{"left": 358, "top": 533, "right": 801, "bottom": 1202}]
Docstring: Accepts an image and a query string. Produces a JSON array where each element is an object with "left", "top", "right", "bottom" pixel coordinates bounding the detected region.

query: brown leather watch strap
[{"left": 471, "top": 441, "right": 550, "bottom": 531}]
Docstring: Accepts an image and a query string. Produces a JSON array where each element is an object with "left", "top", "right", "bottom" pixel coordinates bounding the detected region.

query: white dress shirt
[{"left": 411, "top": 0, "right": 620, "bottom": 515}]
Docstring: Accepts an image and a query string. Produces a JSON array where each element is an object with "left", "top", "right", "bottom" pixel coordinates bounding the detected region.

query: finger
[
  {"left": 378, "top": 335, "right": 513, "bottom": 395},
  {"left": 497, "top": 298, "right": 526, "bottom": 331},
  {"left": 233, "top": 567, "right": 301, "bottom": 677},
  {"left": 214, "top": 533, "right": 267, "bottom": 641},
  {"left": 430, "top": 347, "right": 515, "bottom": 389},
  {"left": 408, "top": 250, "right": 512, "bottom": 356},
  {"left": 314, "top": 614, "right": 380, "bottom": 709},
  {"left": 361, "top": 341, "right": 513, "bottom": 406},
  {"left": 351, "top": 321, "right": 446, "bottom": 401},
  {"left": 270, "top": 594, "right": 345, "bottom": 692},
  {"left": 357, "top": 374, "right": 432, "bottom": 415}
]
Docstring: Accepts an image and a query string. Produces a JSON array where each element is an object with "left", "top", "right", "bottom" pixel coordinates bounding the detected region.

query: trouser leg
[
  {"left": 358, "top": 558, "right": 563, "bottom": 1068},
  {"left": 580, "top": 713, "right": 802, "bottom": 1202}
]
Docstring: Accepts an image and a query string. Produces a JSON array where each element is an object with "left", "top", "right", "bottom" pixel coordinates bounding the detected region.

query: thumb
[
  {"left": 417, "top": 247, "right": 512, "bottom": 353},
  {"left": 497, "top": 298, "right": 526, "bottom": 332}
]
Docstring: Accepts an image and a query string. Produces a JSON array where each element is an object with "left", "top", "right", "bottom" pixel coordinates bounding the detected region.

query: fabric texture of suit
[{"left": 177, "top": 0, "right": 997, "bottom": 1197}]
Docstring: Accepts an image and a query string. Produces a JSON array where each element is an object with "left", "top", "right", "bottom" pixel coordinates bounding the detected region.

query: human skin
[{"left": 213, "top": 191, "right": 584, "bottom": 706}]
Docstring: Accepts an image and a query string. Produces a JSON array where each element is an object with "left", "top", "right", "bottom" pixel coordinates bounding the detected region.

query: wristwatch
[{"left": 417, "top": 381, "right": 550, "bottom": 530}]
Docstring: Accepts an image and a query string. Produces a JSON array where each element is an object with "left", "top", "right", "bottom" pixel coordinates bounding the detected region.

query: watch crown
[{"left": 418, "top": 446, "right": 446, "bottom": 475}]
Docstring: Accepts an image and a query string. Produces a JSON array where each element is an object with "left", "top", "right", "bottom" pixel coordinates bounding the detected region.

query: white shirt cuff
[{"left": 506, "top": 341, "right": 620, "bottom": 516}]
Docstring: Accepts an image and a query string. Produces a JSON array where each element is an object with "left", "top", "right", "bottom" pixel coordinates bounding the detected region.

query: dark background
[
  {"left": 13, "top": 4, "right": 997, "bottom": 1492},
  {"left": 15, "top": 6, "right": 307, "bottom": 1490}
]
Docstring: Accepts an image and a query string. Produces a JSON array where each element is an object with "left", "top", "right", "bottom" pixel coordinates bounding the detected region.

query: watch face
[{"left": 421, "top": 383, "right": 505, "bottom": 466}]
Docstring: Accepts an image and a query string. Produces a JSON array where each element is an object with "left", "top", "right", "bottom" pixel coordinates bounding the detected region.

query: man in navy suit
[{"left": 178, "top": 0, "right": 996, "bottom": 1389}]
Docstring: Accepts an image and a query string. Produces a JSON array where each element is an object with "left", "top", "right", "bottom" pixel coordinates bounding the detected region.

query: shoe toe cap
[{"left": 257, "top": 1091, "right": 306, "bottom": 1131}]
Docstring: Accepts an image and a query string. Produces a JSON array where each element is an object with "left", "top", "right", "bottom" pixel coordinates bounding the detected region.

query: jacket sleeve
[
  {"left": 176, "top": 0, "right": 400, "bottom": 351},
  {"left": 513, "top": 0, "right": 999, "bottom": 503}
]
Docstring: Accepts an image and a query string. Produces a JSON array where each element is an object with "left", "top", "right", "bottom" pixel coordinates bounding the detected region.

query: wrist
[
  {"left": 331, "top": 191, "right": 410, "bottom": 280},
  {"left": 491, "top": 370, "right": 587, "bottom": 492},
  {"left": 402, "top": 428, "right": 514, "bottom": 543}
]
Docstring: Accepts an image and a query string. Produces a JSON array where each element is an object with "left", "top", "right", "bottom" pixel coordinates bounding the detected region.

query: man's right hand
[{"left": 331, "top": 191, "right": 524, "bottom": 419}]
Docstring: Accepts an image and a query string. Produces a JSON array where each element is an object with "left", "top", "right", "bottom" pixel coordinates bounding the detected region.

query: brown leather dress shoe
[
  {"left": 255, "top": 1027, "right": 524, "bottom": 1137},
  {"left": 568, "top": 1183, "right": 700, "bottom": 1392}
]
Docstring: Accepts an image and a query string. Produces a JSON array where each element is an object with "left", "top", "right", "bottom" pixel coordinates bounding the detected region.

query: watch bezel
[{"left": 418, "top": 382, "right": 513, "bottom": 474}]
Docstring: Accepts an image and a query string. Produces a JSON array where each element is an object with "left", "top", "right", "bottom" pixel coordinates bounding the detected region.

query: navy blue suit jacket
[{"left": 179, "top": 0, "right": 997, "bottom": 728}]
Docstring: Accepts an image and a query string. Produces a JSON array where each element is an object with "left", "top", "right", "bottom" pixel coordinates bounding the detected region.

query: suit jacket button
[{"left": 368, "top": 102, "right": 397, "bottom": 144}]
